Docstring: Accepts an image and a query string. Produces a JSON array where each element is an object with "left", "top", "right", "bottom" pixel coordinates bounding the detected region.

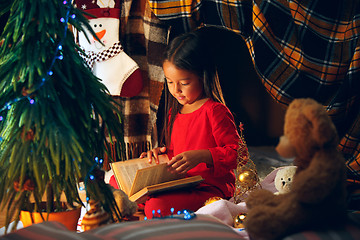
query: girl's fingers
[
  {"left": 168, "top": 158, "right": 189, "bottom": 173},
  {"left": 160, "top": 146, "right": 167, "bottom": 153},
  {"left": 140, "top": 147, "right": 167, "bottom": 164},
  {"left": 147, "top": 151, "right": 154, "bottom": 163},
  {"left": 175, "top": 165, "right": 190, "bottom": 175},
  {"left": 168, "top": 155, "right": 182, "bottom": 167},
  {"left": 154, "top": 152, "right": 160, "bottom": 164}
]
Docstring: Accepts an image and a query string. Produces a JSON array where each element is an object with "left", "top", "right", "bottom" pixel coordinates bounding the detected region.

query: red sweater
[{"left": 168, "top": 99, "right": 240, "bottom": 198}]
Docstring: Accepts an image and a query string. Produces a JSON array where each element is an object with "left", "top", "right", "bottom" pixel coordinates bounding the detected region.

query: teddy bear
[
  {"left": 274, "top": 166, "right": 297, "bottom": 195},
  {"left": 244, "top": 98, "right": 348, "bottom": 240}
]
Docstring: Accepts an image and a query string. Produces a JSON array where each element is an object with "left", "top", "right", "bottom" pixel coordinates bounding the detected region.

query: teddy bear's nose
[{"left": 282, "top": 181, "right": 286, "bottom": 186}]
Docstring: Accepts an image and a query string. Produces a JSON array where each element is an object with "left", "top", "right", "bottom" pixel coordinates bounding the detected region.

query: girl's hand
[
  {"left": 139, "top": 146, "right": 167, "bottom": 164},
  {"left": 167, "top": 150, "right": 213, "bottom": 174}
]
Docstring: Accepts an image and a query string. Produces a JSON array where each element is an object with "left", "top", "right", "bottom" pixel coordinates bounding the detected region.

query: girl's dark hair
[{"left": 160, "top": 30, "right": 225, "bottom": 147}]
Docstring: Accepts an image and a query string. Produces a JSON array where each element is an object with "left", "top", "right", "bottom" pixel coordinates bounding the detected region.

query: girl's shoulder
[
  {"left": 178, "top": 99, "right": 230, "bottom": 117},
  {"left": 204, "top": 99, "right": 230, "bottom": 113}
]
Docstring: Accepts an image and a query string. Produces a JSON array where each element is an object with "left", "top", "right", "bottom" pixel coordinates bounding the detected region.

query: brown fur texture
[{"left": 244, "top": 98, "right": 348, "bottom": 240}]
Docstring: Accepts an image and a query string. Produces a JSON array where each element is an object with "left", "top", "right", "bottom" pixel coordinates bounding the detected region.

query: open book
[{"left": 110, "top": 155, "right": 203, "bottom": 203}]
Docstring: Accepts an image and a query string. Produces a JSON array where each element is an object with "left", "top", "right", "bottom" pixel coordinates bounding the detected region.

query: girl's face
[{"left": 163, "top": 61, "right": 205, "bottom": 109}]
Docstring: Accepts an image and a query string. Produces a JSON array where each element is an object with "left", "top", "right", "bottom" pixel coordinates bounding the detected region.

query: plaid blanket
[
  {"left": 116, "top": 0, "right": 169, "bottom": 159},
  {"left": 148, "top": 0, "right": 360, "bottom": 201}
]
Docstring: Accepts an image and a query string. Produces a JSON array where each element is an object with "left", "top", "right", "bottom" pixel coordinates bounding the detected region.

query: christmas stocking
[{"left": 76, "top": 0, "right": 143, "bottom": 97}]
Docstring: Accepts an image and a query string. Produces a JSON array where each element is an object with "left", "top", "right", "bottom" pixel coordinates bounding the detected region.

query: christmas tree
[{"left": 0, "top": 0, "right": 125, "bottom": 231}]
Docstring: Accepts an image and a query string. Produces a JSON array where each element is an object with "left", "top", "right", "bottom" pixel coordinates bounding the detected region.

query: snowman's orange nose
[{"left": 94, "top": 29, "right": 106, "bottom": 40}]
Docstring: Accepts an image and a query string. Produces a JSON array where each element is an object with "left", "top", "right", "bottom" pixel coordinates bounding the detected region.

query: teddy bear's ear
[{"left": 301, "top": 99, "right": 338, "bottom": 147}]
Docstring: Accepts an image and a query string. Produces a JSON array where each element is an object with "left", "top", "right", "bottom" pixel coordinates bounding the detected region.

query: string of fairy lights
[
  {"left": 0, "top": 0, "right": 103, "bottom": 200},
  {"left": 145, "top": 208, "right": 196, "bottom": 220}
]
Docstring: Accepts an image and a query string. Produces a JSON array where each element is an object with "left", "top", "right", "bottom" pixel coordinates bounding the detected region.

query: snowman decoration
[{"left": 76, "top": 0, "right": 142, "bottom": 97}]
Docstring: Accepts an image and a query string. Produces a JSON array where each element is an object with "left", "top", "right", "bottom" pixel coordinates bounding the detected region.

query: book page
[
  {"left": 129, "top": 163, "right": 180, "bottom": 196},
  {"left": 110, "top": 155, "right": 169, "bottom": 195}
]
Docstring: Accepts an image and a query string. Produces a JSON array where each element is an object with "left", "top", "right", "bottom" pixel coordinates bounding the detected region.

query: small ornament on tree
[
  {"left": 13, "top": 177, "right": 35, "bottom": 192},
  {"left": 233, "top": 123, "right": 260, "bottom": 204}
]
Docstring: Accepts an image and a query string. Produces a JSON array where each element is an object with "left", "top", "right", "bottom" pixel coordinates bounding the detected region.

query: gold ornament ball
[
  {"left": 238, "top": 169, "right": 258, "bottom": 189},
  {"left": 203, "top": 196, "right": 223, "bottom": 206},
  {"left": 233, "top": 213, "right": 247, "bottom": 228}
]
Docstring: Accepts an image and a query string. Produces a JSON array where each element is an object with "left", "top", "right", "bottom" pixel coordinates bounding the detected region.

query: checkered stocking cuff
[{"left": 79, "top": 41, "right": 124, "bottom": 70}]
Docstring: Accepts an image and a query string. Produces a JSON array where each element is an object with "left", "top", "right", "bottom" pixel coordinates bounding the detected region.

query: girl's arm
[{"left": 206, "top": 104, "right": 240, "bottom": 176}]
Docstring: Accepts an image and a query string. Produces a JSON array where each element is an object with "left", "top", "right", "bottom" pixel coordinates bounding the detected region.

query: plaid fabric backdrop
[{"left": 148, "top": 0, "right": 360, "bottom": 204}]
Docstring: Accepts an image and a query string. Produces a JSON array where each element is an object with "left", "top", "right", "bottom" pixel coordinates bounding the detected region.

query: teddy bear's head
[
  {"left": 276, "top": 98, "right": 339, "bottom": 170},
  {"left": 274, "top": 166, "right": 297, "bottom": 195}
]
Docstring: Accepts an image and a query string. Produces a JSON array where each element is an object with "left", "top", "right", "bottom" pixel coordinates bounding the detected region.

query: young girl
[{"left": 140, "top": 30, "right": 246, "bottom": 218}]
